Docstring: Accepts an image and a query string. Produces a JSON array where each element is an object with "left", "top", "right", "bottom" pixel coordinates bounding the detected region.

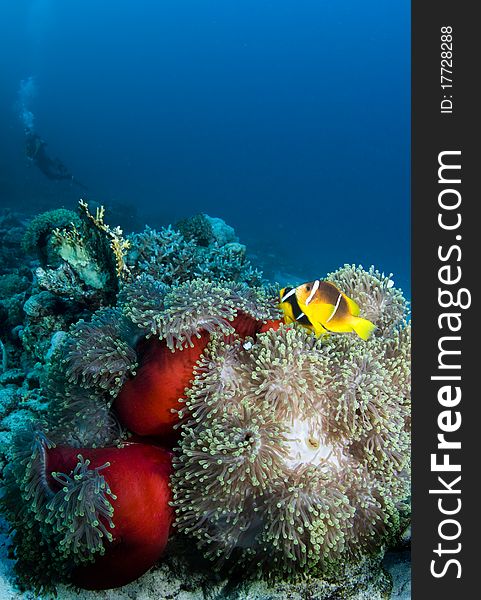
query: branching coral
[
  {"left": 127, "top": 221, "right": 265, "bottom": 286},
  {"left": 194, "top": 242, "right": 264, "bottom": 286},
  {"left": 127, "top": 225, "right": 198, "bottom": 285},
  {"left": 171, "top": 267, "right": 410, "bottom": 578}
]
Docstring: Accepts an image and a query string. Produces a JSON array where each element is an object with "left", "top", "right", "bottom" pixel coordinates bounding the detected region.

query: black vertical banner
[{"left": 412, "top": 1, "right": 478, "bottom": 598}]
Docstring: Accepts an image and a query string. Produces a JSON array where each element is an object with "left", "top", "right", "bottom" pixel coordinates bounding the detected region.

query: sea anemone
[
  {"left": 159, "top": 279, "right": 239, "bottom": 350},
  {"left": 2, "top": 211, "right": 411, "bottom": 598},
  {"left": 117, "top": 273, "right": 169, "bottom": 336},
  {"left": 48, "top": 383, "right": 124, "bottom": 449},
  {"left": 1, "top": 426, "right": 173, "bottom": 591},
  {"left": 327, "top": 264, "right": 409, "bottom": 336},
  {"left": 171, "top": 267, "right": 410, "bottom": 577},
  {"left": 158, "top": 279, "right": 280, "bottom": 350},
  {"left": 113, "top": 280, "right": 280, "bottom": 438},
  {"left": 113, "top": 332, "right": 212, "bottom": 438},
  {"left": 62, "top": 308, "right": 139, "bottom": 398}
]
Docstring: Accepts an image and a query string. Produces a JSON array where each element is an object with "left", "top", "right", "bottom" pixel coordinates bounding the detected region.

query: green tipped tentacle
[{"left": 45, "top": 455, "right": 117, "bottom": 559}]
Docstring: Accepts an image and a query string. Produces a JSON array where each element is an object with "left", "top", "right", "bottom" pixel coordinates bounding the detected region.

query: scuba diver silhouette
[{"left": 25, "top": 129, "right": 87, "bottom": 189}]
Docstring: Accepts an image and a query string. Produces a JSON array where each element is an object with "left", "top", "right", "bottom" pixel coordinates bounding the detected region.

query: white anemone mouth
[{"left": 283, "top": 418, "right": 340, "bottom": 470}]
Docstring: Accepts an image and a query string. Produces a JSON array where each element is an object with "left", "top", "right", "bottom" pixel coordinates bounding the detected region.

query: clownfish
[{"left": 279, "top": 280, "right": 376, "bottom": 341}]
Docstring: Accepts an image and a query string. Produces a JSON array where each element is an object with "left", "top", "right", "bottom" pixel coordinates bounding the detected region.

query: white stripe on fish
[
  {"left": 305, "top": 280, "right": 320, "bottom": 305},
  {"left": 326, "top": 293, "right": 342, "bottom": 323}
]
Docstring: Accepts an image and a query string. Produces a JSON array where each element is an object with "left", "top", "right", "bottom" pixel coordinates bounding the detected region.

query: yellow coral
[{"left": 79, "top": 199, "right": 131, "bottom": 279}]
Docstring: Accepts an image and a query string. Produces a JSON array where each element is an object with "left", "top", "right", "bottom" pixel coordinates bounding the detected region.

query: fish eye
[{"left": 306, "top": 285, "right": 311, "bottom": 291}]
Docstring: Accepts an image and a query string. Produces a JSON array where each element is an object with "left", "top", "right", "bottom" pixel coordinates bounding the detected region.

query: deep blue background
[{"left": 0, "top": 0, "right": 410, "bottom": 293}]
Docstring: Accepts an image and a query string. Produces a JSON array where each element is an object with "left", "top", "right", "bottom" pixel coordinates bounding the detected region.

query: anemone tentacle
[
  {"left": 63, "top": 308, "right": 139, "bottom": 397},
  {"left": 45, "top": 454, "right": 117, "bottom": 560}
]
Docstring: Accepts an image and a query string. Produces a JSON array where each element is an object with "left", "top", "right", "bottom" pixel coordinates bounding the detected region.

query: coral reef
[
  {"left": 24, "top": 200, "right": 132, "bottom": 311},
  {"left": 0, "top": 205, "right": 410, "bottom": 598},
  {"left": 77, "top": 200, "right": 131, "bottom": 281},
  {"left": 176, "top": 213, "right": 218, "bottom": 247}
]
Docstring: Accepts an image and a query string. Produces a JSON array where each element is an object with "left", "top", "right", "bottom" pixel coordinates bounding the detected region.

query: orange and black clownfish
[{"left": 279, "top": 280, "right": 376, "bottom": 341}]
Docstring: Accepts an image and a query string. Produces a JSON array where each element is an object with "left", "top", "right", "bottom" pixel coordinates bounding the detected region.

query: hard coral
[
  {"left": 127, "top": 225, "right": 197, "bottom": 286},
  {"left": 127, "top": 218, "right": 264, "bottom": 286},
  {"left": 34, "top": 200, "right": 131, "bottom": 308},
  {"left": 1, "top": 197, "right": 411, "bottom": 597},
  {"left": 78, "top": 199, "right": 131, "bottom": 280},
  {"left": 52, "top": 225, "right": 108, "bottom": 290},
  {"left": 195, "top": 242, "right": 264, "bottom": 286},
  {"left": 176, "top": 213, "right": 216, "bottom": 247},
  {"left": 22, "top": 208, "right": 81, "bottom": 266},
  {"left": 0, "top": 210, "right": 29, "bottom": 275}
]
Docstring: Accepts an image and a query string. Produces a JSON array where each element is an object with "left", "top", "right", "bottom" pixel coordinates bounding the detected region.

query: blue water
[{"left": 0, "top": 0, "right": 410, "bottom": 294}]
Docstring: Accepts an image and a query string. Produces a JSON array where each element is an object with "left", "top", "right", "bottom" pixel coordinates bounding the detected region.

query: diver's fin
[
  {"left": 343, "top": 294, "right": 360, "bottom": 316},
  {"left": 351, "top": 317, "right": 376, "bottom": 341}
]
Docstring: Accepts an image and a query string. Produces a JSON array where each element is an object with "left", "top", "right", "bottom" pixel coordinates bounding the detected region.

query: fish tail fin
[{"left": 351, "top": 317, "right": 376, "bottom": 341}]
